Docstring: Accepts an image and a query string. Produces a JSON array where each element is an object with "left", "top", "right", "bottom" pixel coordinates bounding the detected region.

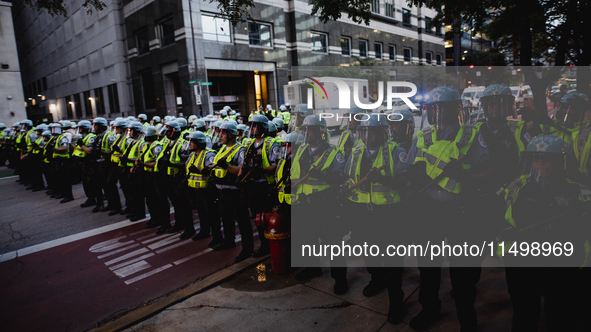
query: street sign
[
  {"left": 188, "top": 80, "right": 197, "bottom": 84},
  {"left": 199, "top": 82, "right": 212, "bottom": 86}
]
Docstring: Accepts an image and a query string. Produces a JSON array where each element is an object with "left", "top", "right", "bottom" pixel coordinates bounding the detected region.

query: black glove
[
  {"left": 284, "top": 181, "right": 291, "bottom": 194},
  {"left": 216, "top": 158, "right": 228, "bottom": 169},
  {"left": 112, "top": 145, "right": 121, "bottom": 153},
  {"left": 444, "top": 159, "right": 465, "bottom": 181},
  {"left": 188, "top": 165, "right": 199, "bottom": 174},
  {"left": 76, "top": 140, "right": 83, "bottom": 147},
  {"left": 366, "top": 168, "right": 384, "bottom": 183},
  {"left": 307, "top": 167, "right": 322, "bottom": 179}
]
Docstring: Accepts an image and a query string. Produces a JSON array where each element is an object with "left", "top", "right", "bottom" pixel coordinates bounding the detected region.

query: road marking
[
  {"left": 124, "top": 264, "right": 173, "bottom": 285},
  {"left": 0, "top": 175, "right": 18, "bottom": 181},
  {"left": 97, "top": 243, "right": 141, "bottom": 259},
  {"left": 141, "top": 233, "right": 176, "bottom": 245},
  {"left": 173, "top": 248, "right": 213, "bottom": 265},
  {"left": 155, "top": 239, "right": 193, "bottom": 254},
  {"left": 105, "top": 248, "right": 150, "bottom": 266},
  {"left": 89, "top": 236, "right": 129, "bottom": 252},
  {"left": 109, "top": 253, "right": 155, "bottom": 271},
  {"left": 91, "top": 240, "right": 136, "bottom": 253},
  {"left": 113, "top": 260, "right": 152, "bottom": 278},
  {"left": 148, "top": 236, "right": 181, "bottom": 250}
]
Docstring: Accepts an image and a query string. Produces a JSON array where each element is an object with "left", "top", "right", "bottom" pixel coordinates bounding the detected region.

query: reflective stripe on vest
[
  {"left": 291, "top": 144, "right": 339, "bottom": 202},
  {"left": 111, "top": 134, "right": 126, "bottom": 163},
  {"left": 337, "top": 130, "right": 351, "bottom": 151},
  {"left": 572, "top": 127, "right": 591, "bottom": 174},
  {"left": 25, "top": 129, "right": 36, "bottom": 152},
  {"left": 539, "top": 124, "right": 575, "bottom": 145},
  {"left": 52, "top": 134, "right": 70, "bottom": 158},
  {"left": 43, "top": 136, "right": 55, "bottom": 163},
  {"left": 245, "top": 138, "right": 275, "bottom": 184},
  {"left": 32, "top": 137, "right": 44, "bottom": 154},
  {"left": 127, "top": 138, "right": 145, "bottom": 167},
  {"left": 507, "top": 120, "right": 526, "bottom": 157},
  {"left": 213, "top": 144, "right": 242, "bottom": 178},
  {"left": 143, "top": 141, "right": 163, "bottom": 172},
  {"left": 186, "top": 149, "right": 214, "bottom": 188},
  {"left": 282, "top": 112, "right": 290, "bottom": 124},
  {"left": 101, "top": 131, "right": 114, "bottom": 154},
  {"left": 275, "top": 159, "right": 291, "bottom": 205},
  {"left": 167, "top": 139, "right": 186, "bottom": 175},
  {"left": 347, "top": 142, "right": 400, "bottom": 205},
  {"left": 414, "top": 124, "right": 480, "bottom": 194},
  {"left": 73, "top": 133, "right": 97, "bottom": 158}
]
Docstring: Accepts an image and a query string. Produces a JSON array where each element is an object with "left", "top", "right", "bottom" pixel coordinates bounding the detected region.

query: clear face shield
[
  {"left": 555, "top": 103, "right": 584, "bottom": 128},
  {"left": 280, "top": 141, "right": 292, "bottom": 160},
  {"left": 298, "top": 126, "right": 326, "bottom": 146},
  {"left": 357, "top": 126, "right": 386, "bottom": 150},
  {"left": 211, "top": 128, "right": 221, "bottom": 144},
  {"left": 517, "top": 152, "right": 567, "bottom": 186},
  {"left": 388, "top": 115, "right": 412, "bottom": 142},
  {"left": 479, "top": 95, "right": 516, "bottom": 124},
  {"left": 288, "top": 113, "right": 304, "bottom": 133},
  {"left": 51, "top": 126, "right": 62, "bottom": 135},
  {"left": 425, "top": 101, "right": 464, "bottom": 131}
]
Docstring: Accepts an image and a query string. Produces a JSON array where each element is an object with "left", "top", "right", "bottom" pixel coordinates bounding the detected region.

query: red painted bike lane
[{"left": 0, "top": 217, "right": 255, "bottom": 332}]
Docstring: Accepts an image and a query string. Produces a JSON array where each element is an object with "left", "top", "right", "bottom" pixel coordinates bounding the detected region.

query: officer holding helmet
[
  {"left": 292, "top": 114, "right": 348, "bottom": 294},
  {"left": 73, "top": 120, "right": 99, "bottom": 208},
  {"left": 405, "top": 86, "right": 491, "bottom": 331},
  {"left": 337, "top": 106, "right": 366, "bottom": 160},
  {"left": 209, "top": 121, "right": 253, "bottom": 262},
  {"left": 387, "top": 109, "right": 415, "bottom": 152},
  {"left": 499, "top": 135, "right": 589, "bottom": 331},
  {"left": 186, "top": 131, "right": 221, "bottom": 245},
  {"left": 242, "top": 114, "right": 281, "bottom": 257},
  {"left": 342, "top": 113, "right": 409, "bottom": 322}
]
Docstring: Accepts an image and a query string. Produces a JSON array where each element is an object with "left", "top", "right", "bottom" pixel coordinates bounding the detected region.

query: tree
[{"left": 20, "top": 0, "right": 106, "bottom": 16}]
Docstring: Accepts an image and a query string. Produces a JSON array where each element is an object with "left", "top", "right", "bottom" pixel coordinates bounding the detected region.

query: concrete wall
[{"left": 0, "top": 1, "right": 27, "bottom": 126}]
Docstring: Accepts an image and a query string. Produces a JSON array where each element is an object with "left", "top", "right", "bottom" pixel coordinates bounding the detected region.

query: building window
[
  {"left": 404, "top": 48, "right": 412, "bottom": 62},
  {"left": 341, "top": 37, "right": 351, "bottom": 56},
  {"left": 389, "top": 45, "right": 396, "bottom": 61},
  {"left": 310, "top": 31, "right": 328, "bottom": 53},
  {"left": 371, "top": 0, "right": 380, "bottom": 13},
  {"left": 436, "top": 53, "right": 443, "bottom": 65},
  {"left": 359, "top": 40, "right": 368, "bottom": 58},
  {"left": 74, "top": 93, "right": 82, "bottom": 118},
  {"left": 94, "top": 88, "right": 105, "bottom": 115},
  {"left": 248, "top": 22, "right": 273, "bottom": 48},
  {"left": 426, "top": 52, "right": 433, "bottom": 64},
  {"left": 202, "top": 14, "right": 231, "bottom": 43},
  {"left": 135, "top": 28, "right": 150, "bottom": 55},
  {"left": 158, "top": 17, "right": 175, "bottom": 47},
  {"left": 424, "top": 17, "right": 432, "bottom": 33},
  {"left": 375, "top": 43, "right": 383, "bottom": 59},
  {"left": 83, "top": 90, "right": 92, "bottom": 116},
  {"left": 140, "top": 71, "right": 156, "bottom": 110},
  {"left": 65, "top": 96, "right": 73, "bottom": 118},
  {"left": 385, "top": 1, "right": 394, "bottom": 17},
  {"left": 107, "top": 84, "right": 120, "bottom": 113},
  {"left": 436, "top": 25, "right": 442, "bottom": 36},
  {"left": 402, "top": 9, "right": 411, "bottom": 26}
]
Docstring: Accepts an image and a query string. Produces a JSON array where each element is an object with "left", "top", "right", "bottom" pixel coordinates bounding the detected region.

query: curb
[{"left": 91, "top": 255, "right": 270, "bottom": 332}]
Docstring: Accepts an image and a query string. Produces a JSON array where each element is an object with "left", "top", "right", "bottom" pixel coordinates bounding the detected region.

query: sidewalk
[{"left": 121, "top": 259, "right": 519, "bottom": 332}]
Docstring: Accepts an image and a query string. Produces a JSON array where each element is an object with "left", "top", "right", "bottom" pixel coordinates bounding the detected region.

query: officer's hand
[
  {"left": 444, "top": 159, "right": 465, "bottom": 181},
  {"left": 112, "top": 145, "right": 121, "bottom": 153},
  {"left": 307, "top": 167, "right": 322, "bottom": 179},
  {"left": 337, "top": 185, "right": 349, "bottom": 198},
  {"left": 136, "top": 161, "right": 144, "bottom": 167},
  {"left": 366, "top": 168, "right": 383, "bottom": 183},
  {"left": 216, "top": 158, "right": 228, "bottom": 170},
  {"left": 76, "top": 140, "right": 83, "bottom": 147},
  {"left": 188, "top": 165, "right": 199, "bottom": 174}
]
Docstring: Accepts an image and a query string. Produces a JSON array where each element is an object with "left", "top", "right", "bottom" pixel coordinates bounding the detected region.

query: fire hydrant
[{"left": 254, "top": 208, "right": 290, "bottom": 274}]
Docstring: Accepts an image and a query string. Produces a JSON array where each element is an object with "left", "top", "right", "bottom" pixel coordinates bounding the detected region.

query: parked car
[{"left": 461, "top": 86, "right": 486, "bottom": 109}]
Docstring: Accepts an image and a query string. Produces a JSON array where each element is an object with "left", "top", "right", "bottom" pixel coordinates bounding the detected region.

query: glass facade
[{"left": 248, "top": 22, "right": 273, "bottom": 48}]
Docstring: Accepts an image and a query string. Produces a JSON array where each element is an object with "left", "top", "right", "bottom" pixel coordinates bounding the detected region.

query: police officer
[
  {"left": 404, "top": 86, "right": 491, "bottom": 331},
  {"left": 242, "top": 114, "right": 280, "bottom": 257},
  {"left": 273, "top": 118, "right": 287, "bottom": 140},
  {"left": 338, "top": 106, "right": 366, "bottom": 160},
  {"left": 279, "top": 105, "right": 290, "bottom": 132},
  {"left": 210, "top": 121, "right": 223, "bottom": 151},
  {"left": 342, "top": 113, "right": 409, "bottom": 322},
  {"left": 209, "top": 121, "right": 253, "bottom": 262},
  {"left": 499, "top": 135, "right": 588, "bottom": 331},
  {"left": 229, "top": 110, "right": 237, "bottom": 121},
  {"left": 562, "top": 92, "right": 591, "bottom": 185},
  {"left": 136, "top": 126, "right": 170, "bottom": 229},
  {"left": 121, "top": 121, "right": 148, "bottom": 221},
  {"left": 176, "top": 118, "right": 191, "bottom": 140},
  {"left": 73, "top": 120, "right": 100, "bottom": 208},
  {"left": 265, "top": 104, "right": 276, "bottom": 120},
  {"left": 387, "top": 109, "right": 415, "bottom": 152},
  {"left": 43, "top": 124, "right": 58, "bottom": 196},
  {"left": 28, "top": 124, "right": 48, "bottom": 191},
  {"left": 288, "top": 104, "right": 313, "bottom": 134},
  {"left": 267, "top": 121, "right": 281, "bottom": 142},
  {"left": 186, "top": 131, "right": 222, "bottom": 245},
  {"left": 18, "top": 120, "right": 36, "bottom": 186},
  {"left": 292, "top": 115, "right": 348, "bottom": 294},
  {"left": 91, "top": 117, "right": 116, "bottom": 212},
  {"left": 274, "top": 132, "right": 297, "bottom": 210},
  {"left": 220, "top": 109, "right": 229, "bottom": 121},
  {"left": 51, "top": 123, "right": 74, "bottom": 203},
  {"left": 188, "top": 115, "right": 198, "bottom": 127},
  {"left": 109, "top": 119, "right": 132, "bottom": 215},
  {"left": 138, "top": 114, "right": 149, "bottom": 126},
  {"left": 152, "top": 116, "right": 161, "bottom": 126},
  {"left": 0, "top": 123, "right": 7, "bottom": 166},
  {"left": 193, "top": 119, "right": 213, "bottom": 149},
  {"left": 157, "top": 121, "right": 195, "bottom": 239}
]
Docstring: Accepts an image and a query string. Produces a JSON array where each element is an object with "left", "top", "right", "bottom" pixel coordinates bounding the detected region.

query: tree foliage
[{"left": 20, "top": 0, "right": 106, "bottom": 16}]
